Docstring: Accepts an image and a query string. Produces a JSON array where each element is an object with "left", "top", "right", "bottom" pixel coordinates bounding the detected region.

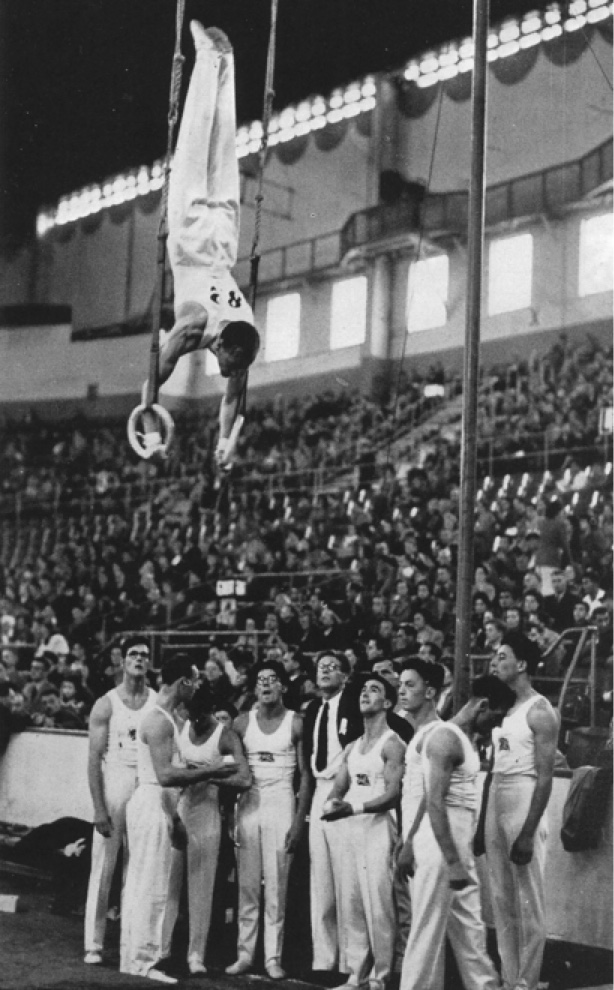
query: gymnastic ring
[{"left": 127, "top": 402, "right": 175, "bottom": 460}]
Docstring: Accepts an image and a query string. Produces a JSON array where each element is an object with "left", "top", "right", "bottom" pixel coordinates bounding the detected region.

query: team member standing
[
  {"left": 322, "top": 674, "right": 406, "bottom": 990},
  {"left": 303, "top": 651, "right": 363, "bottom": 979},
  {"left": 120, "top": 654, "right": 237, "bottom": 984},
  {"left": 399, "top": 675, "right": 515, "bottom": 990},
  {"left": 143, "top": 21, "right": 259, "bottom": 464},
  {"left": 394, "top": 659, "right": 445, "bottom": 968},
  {"left": 228, "top": 660, "right": 310, "bottom": 980},
  {"left": 163, "top": 682, "right": 251, "bottom": 975},
  {"left": 84, "top": 635, "right": 157, "bottom": 965},
  {"left": 486, "top": 632, "right": 559, "bottom": 990}
]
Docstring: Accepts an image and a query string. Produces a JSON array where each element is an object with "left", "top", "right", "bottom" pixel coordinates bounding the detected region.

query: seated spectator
[
  {"left": 202, "top": 653, "right": 234, "bottom": 706},
  {"left": 23, "top": 654, "right": 55, "bottom": 714},
  {"left": 472, "top": 564, "right": 497, "bottom": 603},
  {"left": 213, "top": 699, "right": 239, "bottom": 728},
  {"left": 0, "top": 682, "right": 32, "bottom": 755},
  {"left": 504, "top": 605, "right": 524, "bottom": 633},
  {"left": 282, "top": 647, "right": 316, "bottom": 712},
  {"left": 1, "top": 648, "right": 26, "bottom": 691},
  {"left": 389, "top": 579, "right": 412, "bottom": 624},
  {"left": 521, "top": 589, "right": 545, "bottom": 624},
  {"left": 59, "top": 673, "right": 93, "bottom": 720},
  {"left": 543, "top": 568, "right": 580, "bottom": 633},
  {"left": 412, "top": 609, "right": 444, "bottom": 649},
  {"left": 296, "top": 607, "right": 323, "bottom": 655},
  {"left": 318, "top": 607, "right": 345, "bottom": 651},
  {"left": 582, "top": 567, "right": 607, "bottom": 617},
  {"left": 33, "top": 686, "right": 87, "bottom": 730}
]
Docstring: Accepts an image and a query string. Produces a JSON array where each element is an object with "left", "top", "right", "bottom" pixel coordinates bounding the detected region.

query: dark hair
[
  {"left": 545, "top": 498, "right": 562, "bottom": 519},
  {"left": 251, "top": 659, "right": 289, "bottom": 689},
  {"left": 420, "top": 642, "right": 442, "bottom": 662},
  {"left": 0, "top": 683, "right": 11, "bottom": 699},
  {"left": 160, "top": 652, "right": 194, "bottom": 686},
  {"left": 401, "top": 657, "right": 446, "bottom": 693},
  {"left": 121, "top": 634, "right": 150, "bottom": 659},
  {"left": 214, "top": 700, "right": 238, "bottom": 720},
  {"left": 361, "top": 671, "right": 397, "bottom": 706},
  {"left": 32, "top": 655, "right": 51, "bottom": 671},
  {"left": 472, "top": 674, "right": 516, "bottom": 711},
  {"left": 500, "top": 631, "right": 542, "bottom": 676},
  {"left": 188, "top": 682, "right": 216, "bottom": 719},
  {"left": 219, "top": 320, "right": 260, "bottom": 368},
  {"left": 315, "top": 650, "right": 351, "bottom": 675}
]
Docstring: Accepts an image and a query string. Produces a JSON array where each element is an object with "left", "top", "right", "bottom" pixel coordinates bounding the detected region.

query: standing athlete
[
  {"left": 322, "top": 674, "right": 406, "bottom": 990},
  {"left": 228, "top": 660, "right": 311, "bottom": 980},
  {"left": 486, "top": 631, "right": 559, "bottom": 990},
  {"left": 84, "top": 635, "right": 157, "bottom": 966},
  {"left": 144, "top": 22, "right": 260, "bottom": 465}
]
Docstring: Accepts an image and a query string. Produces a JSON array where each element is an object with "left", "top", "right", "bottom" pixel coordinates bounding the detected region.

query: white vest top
[
  {"left": 179, "top": 720, "right": 223, "bottom": 803},
  {"left": 345, "top": 728, "right": 395, "bottom": 807},
  {"left": 423, "top": 722, "right": 480, "bottom": 812},
  {"left": 401, "top": 720, "right": 440, "bottom": 834},
  {"left": 105, "top": 687, "right": 157, "bottom": 769},
  {"left": 136, "top": 705, "right": 182, "bottom": 787},
  {"left": 492, "top": 694, "right": 550, "bottom": 778},
  {"left": 244, "top": 708, "right": 296, "bottom": 792}
]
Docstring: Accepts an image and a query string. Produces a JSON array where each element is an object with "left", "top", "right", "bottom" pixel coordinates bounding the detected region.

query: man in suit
[
  {"left": 542, "top": 568, "right": 579, "bottom": 633},
  {"left": 303, "top": 651, "right": 362, "bottom": 982}
]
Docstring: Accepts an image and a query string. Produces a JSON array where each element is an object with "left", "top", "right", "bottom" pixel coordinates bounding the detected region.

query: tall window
[
  {"left": 330, "top": 276, "right": 367, "bottom": 349},
  {"left": 488, "top": 233, "right": 533, "bottom": 315},
  {"left": 266, "top": 293, "right": 301, "bottom": 361},
  {"left": 406, "top": 255, "right": 449, "bottom": 333},
  {"left": 579, "top": 214, "right": 613, "bottom": 297}
]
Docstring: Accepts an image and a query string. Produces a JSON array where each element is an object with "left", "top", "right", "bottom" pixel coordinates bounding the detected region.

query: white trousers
[
  {"left": 163, "top": 785, "right": 222, "bottom": 965},
  {"left": 309, "top": 779, "right": 348, "bottom": 971},
  {"left": 120, "top": 785, "right": 177, "bottom": 977},
  {"left": 84, "top": 763, "right": 136, "bottom": 953},
  {"left": 168, "top": 36, "right": 240, "bottom": 310},
  {"left": 235, "top": 786, "right": 294, "bottom": 967},
  {"left": 338, "top": 812, "right": 397, "bottom": 987},
  {"left": 400, "top": 809, "right": 500, "bottom": 990},
  {"left": 485, "top": 777, "right": 548, "bottom": 990}
]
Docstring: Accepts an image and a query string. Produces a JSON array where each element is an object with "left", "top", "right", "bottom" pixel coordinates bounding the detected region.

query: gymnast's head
[{"left": 216, "top": 320, "right": 260, "bottom": 377}]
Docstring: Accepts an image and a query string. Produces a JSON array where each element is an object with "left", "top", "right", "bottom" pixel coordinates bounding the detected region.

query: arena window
[
  {"left": 406, "top": 254, "right": 449, "bottom": 333},
  {"left": 265, "top": 292, "right": 301, "bottom": 361},
  {"left": 330, "top": 276, "right": 367, "bottom": 349},
  {"left": 488, "top": 232, "right": 533, "bottom": 315},
  {"left": 579, "top": 213, "right": 613, "bottom": 297}
]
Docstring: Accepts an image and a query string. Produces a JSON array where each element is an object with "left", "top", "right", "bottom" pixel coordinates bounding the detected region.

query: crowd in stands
[{"left": 0, "top": 332, "right": 612, "bottom": 735}]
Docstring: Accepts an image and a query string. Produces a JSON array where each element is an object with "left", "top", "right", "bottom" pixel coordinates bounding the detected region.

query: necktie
[{"left": 315, "top": 701, "right": 329, "bottom": 771}]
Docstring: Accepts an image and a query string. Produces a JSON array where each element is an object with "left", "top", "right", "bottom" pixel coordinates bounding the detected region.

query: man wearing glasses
[
  {"left": 227, "top": 660, "right": 310, "bottom": 980},
  {"left": 121, "top": 652, "right": 238, "bottom": 984},
  {"left": 303, "top": 652, "right": 363, "bottom": 983},
  {"left": 84, "top": 635, "right": 158, "bottom": 966}
]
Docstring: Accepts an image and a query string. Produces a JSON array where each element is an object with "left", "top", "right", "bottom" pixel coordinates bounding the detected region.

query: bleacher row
[{"left": 0, "top": 332, "right": 612, "bottom": 741}]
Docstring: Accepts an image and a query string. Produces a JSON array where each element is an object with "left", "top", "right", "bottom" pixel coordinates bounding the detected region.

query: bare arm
[
  {"left": 217, "top": 727, "right": 252, "bottom": 791},
  {"left": 286, "top": 715, "right": 312, "bottom": 853},
  {"left": 361, "top": 735, "right": 406, "bottom": 814},
  {"left": 144, "top": 712, "right": 236, "bottom": 788},
  {"left": 424, "top": 727, "right": 474, "bottom": 888},
  {"left": 326, "top": 746, "right": 352, "bottom": 804},
  {"left": 219, "top": 372, "right": 247, "bottom": 442},
  {"left": 87, "top": 696, "right": 113, "bottom": 836},
  {"left": 511, "top": 700, "right": 558, "bottom": 865}
]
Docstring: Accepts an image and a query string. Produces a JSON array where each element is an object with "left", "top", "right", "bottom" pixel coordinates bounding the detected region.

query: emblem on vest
[
  {"left": 259, "top": 751, "right": 274, "bottom": 763},
  {"left": 128, "top": 728, "right": 137, "bottom": 742},
  {"left": 356, "top": 773, "right": 370, "bottom": 786},
  {"left": 498, "top": 737, "right": 510, "bottom": 751}
]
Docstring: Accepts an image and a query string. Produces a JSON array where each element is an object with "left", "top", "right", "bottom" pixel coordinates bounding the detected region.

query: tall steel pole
[{"left": 453, "top": 0, "right": 489, "bottom": 711}]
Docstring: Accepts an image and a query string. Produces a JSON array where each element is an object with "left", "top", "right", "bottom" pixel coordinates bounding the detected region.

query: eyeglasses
[
  {"left": 127, "top": 650, "right": 150, "bottom": 659},
  {"left": 317, "top": 661, "right": 343, "bottom": 673},
  {"left": 256, "top": 675, "right": 279, "bottom": 686}
]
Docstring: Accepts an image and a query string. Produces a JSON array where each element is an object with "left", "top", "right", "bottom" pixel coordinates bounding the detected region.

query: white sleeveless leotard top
[
  {"left": 243, "top": 709, "right": 295, "bottom": 792},
  {"left": 423, "top": 721, "right": 480, "bottom": 812},
  {"left": 136, "top": 705, "right": 182, "bottom": 788},
  {"left": 492, "top": 694, "right": 551, "bottom": 778},
  {"left": 345, "top": 728, "right": 396, "bottom": 808},
  {"left": 179, "top": 720, "right": 224, "bottom": 802},
  {"left": 401, "top": 720, "right": 440, "bottom": 837},
  {"left": 105, "top": 687, "right": 157, "bottom": 769}
]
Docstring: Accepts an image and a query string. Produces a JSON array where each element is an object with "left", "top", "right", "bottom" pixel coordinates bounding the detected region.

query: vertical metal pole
[{"left": 453, "top": 0, "right": 489, "bottom": 712}]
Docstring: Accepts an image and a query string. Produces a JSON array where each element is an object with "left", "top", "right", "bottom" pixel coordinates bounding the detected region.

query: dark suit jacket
[
  {"left": 543, "top": 591, "right": 580, "bottom": 633},
  {"left": 387, "top": 710, "right": 414, "bottom": 744},
  {"left": 303, "top": 688, "right": 363, "bottom": 773}
]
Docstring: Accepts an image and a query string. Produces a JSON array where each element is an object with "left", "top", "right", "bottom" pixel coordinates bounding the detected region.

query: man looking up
[
  {"left": 303, "top": 651, "right": 363, "bottom": 981},
  {"left": 321, "top": 674, "right": 406, "bottom": 990},
  {"left": 120, "top": 653, "right": 237, "bottom": 984},
  {"left": 399, "top": 674, "right": 515, "bottom": 990},
  {"left": 228, "top": 660, "right": 310, "bottom": 980},
  {"left": 486, "top": 631, "right": 559, "bottom": 990},
  {"left": 84, "top": 635, "right": 157, "bottom": 966}
]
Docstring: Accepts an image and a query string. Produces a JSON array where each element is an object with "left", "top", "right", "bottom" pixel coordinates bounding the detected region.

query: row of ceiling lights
[{"left": 36, "top": 0, "right": 611, "bottom": 237}]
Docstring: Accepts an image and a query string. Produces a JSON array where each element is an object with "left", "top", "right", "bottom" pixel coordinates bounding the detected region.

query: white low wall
[{"left": 0, "top": 730, "right": 612, "bottom": 951}]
